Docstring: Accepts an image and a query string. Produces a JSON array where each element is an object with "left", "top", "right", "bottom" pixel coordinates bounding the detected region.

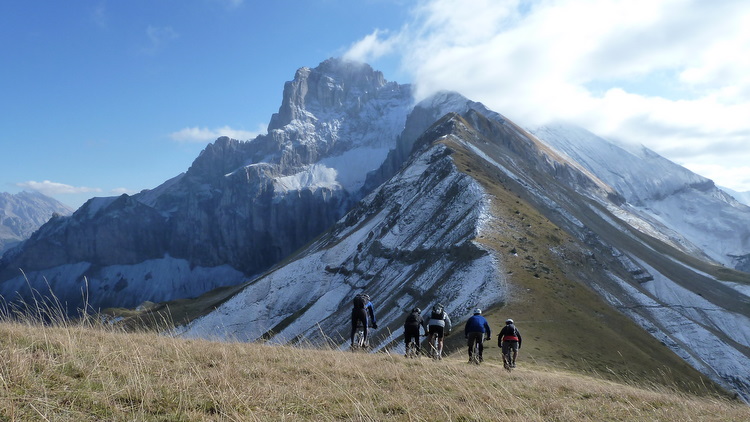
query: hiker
[
  {"left": 403, "top": 307, "right": 427, "bottom": 356},
  {"left": 425, "top": 303, "right": 452, "bottom": 359},
  {"left": 498, "top": 318, "right": 522, "bottom": 368},
  {"left": 351, "top": 293, "right": 377, "bottom": 347},
  {"left": 464, "top": 308, "right": 491, "bottom": 363}
]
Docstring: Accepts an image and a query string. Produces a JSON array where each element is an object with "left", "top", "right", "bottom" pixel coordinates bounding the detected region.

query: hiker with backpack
[
  {"left": 351, "top": 293, "right": 377, "bottom": 347},
  {"left": 425, "top": 303, "right": 452, "bottom": 359},
  {"left": 498, "top": 318, "right": 522, "bottom": 368},
  {"left": 403, "top": 307, "right": 428, "bottom": 357},
  {"left": 464, "top": 308, "right": 491, "bottom": 363}
]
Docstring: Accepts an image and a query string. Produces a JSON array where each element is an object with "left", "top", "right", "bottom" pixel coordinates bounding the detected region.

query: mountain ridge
[{"left": 2, "top": 59, "right": 750, "bottom": 401}]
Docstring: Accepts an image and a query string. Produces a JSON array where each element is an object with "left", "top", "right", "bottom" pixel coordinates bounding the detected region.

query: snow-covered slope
[
  {"left": 721, "top": 186, "right": 750, "bottom": 207},
  {"left": 530, "top": 123, "right": 750, "bottom": 271},
  {"left": 179, "top": 118, "right": 504, "bottom": 345}
]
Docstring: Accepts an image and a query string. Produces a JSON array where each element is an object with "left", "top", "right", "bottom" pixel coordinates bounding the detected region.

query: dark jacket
[
  {"left": 498, "top": 324, "right": 522, "bottom": 347},
  {"left": 404, "top": 311, "right": 427, "bottom": 331}
]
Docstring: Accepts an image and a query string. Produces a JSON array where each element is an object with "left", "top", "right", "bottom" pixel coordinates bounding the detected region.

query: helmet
[
  {"left": 505, "top": 318, "right": 514, "bottom": 325},
  {"left": 412, "top": 307, "right": 421, "bottom": 314},
  {"left": 433, "top": 303, "right": 444, "bottom": 312},
  {"left": 473, "top": 308, "right": 482, "bottom": 314}
]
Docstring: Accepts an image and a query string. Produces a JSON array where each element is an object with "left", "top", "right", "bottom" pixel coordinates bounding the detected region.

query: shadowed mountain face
[{"left": 2, "top": 60, "right": 750, "bottom": 400}]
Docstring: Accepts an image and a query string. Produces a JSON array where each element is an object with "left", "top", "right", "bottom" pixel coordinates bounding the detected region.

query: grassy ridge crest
[{"left": 1, "top": 320, "right": 748, "bottom": 421}]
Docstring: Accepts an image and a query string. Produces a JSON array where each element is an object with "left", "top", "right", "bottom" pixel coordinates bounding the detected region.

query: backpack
[
  {"left": 353, "top": 294, "right": 368, "bottom": 309},
  {"left": 405, "top": 310, "right": 420, "bottom": 325},
  {"left": 431, "top": 307, "right": 444, "bottom": 320},
  {"left": 502, "top": 324, "right": 517, "bottom": 339}
]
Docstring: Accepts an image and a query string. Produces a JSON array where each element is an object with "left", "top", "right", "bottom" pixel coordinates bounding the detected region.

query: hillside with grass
[{"left": 1, "top": 320, "right": 748, "bottom": 421}]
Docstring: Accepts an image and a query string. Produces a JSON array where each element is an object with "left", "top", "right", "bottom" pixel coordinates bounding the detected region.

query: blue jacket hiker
[{"left": 464, "top": 308, "right": 491, "bottom": 363}]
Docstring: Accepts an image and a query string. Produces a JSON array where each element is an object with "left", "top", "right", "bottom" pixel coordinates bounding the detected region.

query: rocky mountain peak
[
  {"left": 268, "top": 58, "right": 389, "bottom": 131},
  {"left": 185, "top": 136, "right": 253, "bottom": 182}
]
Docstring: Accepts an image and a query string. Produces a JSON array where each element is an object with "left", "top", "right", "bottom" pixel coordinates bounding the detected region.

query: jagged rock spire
[{"left": 268, "top": 58, "right": 387, "bottom": 131}]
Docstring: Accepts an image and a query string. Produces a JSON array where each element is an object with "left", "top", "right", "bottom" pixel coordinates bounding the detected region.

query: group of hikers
[{"left": 350, "top": 293, "right": 522, "bottom": 367}]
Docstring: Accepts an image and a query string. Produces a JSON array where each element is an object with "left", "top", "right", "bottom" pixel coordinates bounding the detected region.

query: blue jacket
[{"left": 464, "top": 314, "right": 491, "bottom": 336}]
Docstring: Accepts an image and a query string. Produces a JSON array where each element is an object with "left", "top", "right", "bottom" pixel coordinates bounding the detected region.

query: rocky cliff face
[{"left": 0, "top": 58, "right": 413, "bottom": 312}]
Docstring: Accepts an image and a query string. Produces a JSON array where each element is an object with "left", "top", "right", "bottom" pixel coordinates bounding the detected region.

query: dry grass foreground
[{"left": 2, "top": 321, "right": 749, "bottom": 421}]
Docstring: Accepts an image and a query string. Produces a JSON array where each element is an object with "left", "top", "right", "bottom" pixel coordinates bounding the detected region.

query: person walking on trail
[
  {"left": 403, "top": 307, "right": 428, "bottom": 357},
  {"left": 426, "top": 303, "right": 452, "bottom": 359},
  {"left": 498, "top": 318, "right": 522, "bottom": 368},
  {"left": 351, "top": 293, "right": 377, "bottom": 347},
  {"left": 464, "top": 308, "right": 491, "bottom": 363}
]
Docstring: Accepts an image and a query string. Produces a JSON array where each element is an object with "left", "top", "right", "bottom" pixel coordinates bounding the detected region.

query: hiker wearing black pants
[
  {"left": 350, "top": 293, "right": 377, "bottom": 346},
  {"left": 464, "top": 308, "right": 491, "bottom": 363},
  {"left": 403, "top": 307, "right": 428, "bottom": 356}
]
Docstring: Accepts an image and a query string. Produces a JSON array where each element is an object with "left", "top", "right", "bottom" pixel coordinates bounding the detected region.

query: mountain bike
[
  {"left": 351, "top": 322, "right": 370, "bottom": 352},
  {"left": 468, "top": 333, "right": 488, "bottom": 365},
  {"left": 427, "top": 334, "right": 442, "bottom": 360},
  {"left": 469, "top": 337, "right": 481, "bottom": 365},
  {"left": 502, "top": 345, "right": 514, "bottom": 372},
  {"left": 405, "top": 335, "right": 423, "bottom": 359}
]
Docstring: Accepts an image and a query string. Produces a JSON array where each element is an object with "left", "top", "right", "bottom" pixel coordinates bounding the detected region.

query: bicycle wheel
[
  {"left": 352, "top": 328, "right": 366, "bottom": 351},
  {"left": 431, "top": 338, "right": 440, "bottom": 360},
  {"left": 406, "top": 341, "right": 417, "bottom": 358}
]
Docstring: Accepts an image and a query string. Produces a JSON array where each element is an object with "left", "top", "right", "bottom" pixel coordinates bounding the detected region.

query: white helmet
[
  {"left": 473, "top": 308, "right": 482, "bottom": 314},
  {"left": 505, "top": 318, "right": 514, "bottom": 325}
]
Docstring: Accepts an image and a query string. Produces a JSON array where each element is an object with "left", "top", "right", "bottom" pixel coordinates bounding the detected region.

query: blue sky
[{"left": 3, "top": 0, "right": 750, "bottom": 209}]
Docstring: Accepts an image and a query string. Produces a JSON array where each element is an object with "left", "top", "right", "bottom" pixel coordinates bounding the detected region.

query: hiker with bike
[
  {"left": 498, "top": 318, "right": 522, "bottom": 369},
  {"left": 350, "top": 293, "right": 377, "bottom": 348},
  {"left": 464, "top": 308, "right": 491, "bottom": 363},
  {"left": 403, "top": 307, "right": 428, "bottom": 357},
  {"left": 425, "top": 303, "right": 452, "bottom": 359}
]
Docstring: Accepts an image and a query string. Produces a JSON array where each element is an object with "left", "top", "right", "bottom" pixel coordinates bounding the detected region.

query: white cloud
[
  {"left": 343, "top": 29, "right": 398, "bottom": 63},
  {"left": 169, "top": 125, "right": 264, "bottom": 143},
  {"left": 16, "top": 180, "right": 103, "bottom": 196},
  {"left": 682, "top": 163, "right": 750, "bottom": 193},
  {"left": 348, "top": 0, "right": 750, "bottom": 192},
  {"left": 110, "top": 187, "right": 138, "bottom": 195}
]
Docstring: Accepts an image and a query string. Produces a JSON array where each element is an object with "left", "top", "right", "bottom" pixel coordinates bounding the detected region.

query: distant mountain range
[
  {"left": 2, "top": 59, "right": 749, "bottom": 401},
  {"left": 720, "top": 186, "right": 750, "bottom": 207},
  {"left": 0, "top": 191, "right": 72, "bottom": 254}
]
